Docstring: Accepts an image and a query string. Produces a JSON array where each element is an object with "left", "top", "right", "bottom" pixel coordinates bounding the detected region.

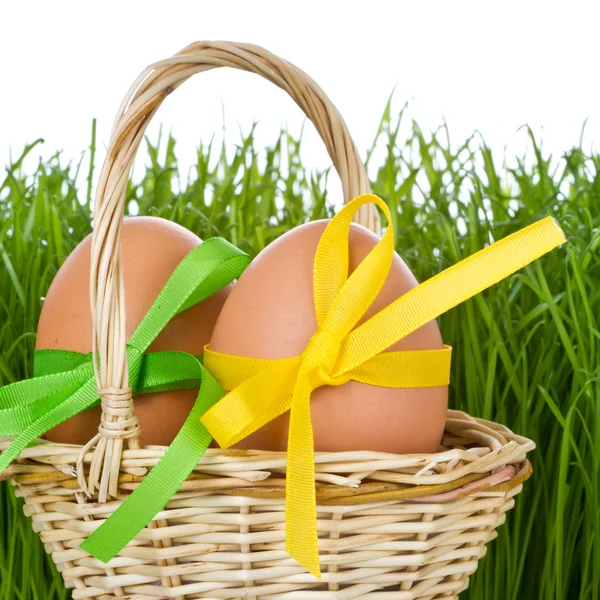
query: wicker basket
[{"left": 1, "top": 42, "right": 535, "bottom": 599}]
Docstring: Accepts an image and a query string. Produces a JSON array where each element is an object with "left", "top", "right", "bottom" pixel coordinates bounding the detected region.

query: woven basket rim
[{"left": 2, "top": 410, "right": 535, "bottom": 505}]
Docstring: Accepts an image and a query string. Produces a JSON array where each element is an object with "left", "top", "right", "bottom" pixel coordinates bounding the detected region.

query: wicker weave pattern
[{"left": 3, "top": 411, "right": 533, "bottom": 599}]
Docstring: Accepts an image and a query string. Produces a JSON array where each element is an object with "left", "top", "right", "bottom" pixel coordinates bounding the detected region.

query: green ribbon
[{"left": 0, "top": 237, "right": 250, "bottom": 563}]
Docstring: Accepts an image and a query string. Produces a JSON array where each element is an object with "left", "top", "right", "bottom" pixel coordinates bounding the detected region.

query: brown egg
[
  {"left": 38, "top": 217, "right": 230, "bottom": 447},
  {"left": 210, "top": 221, "right": 447, "bottom": 454}
]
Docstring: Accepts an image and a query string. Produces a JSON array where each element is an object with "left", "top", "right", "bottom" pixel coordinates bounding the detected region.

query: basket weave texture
[
  {"left": 1, "top": 42, "right": 535, "bottom": 599},
  {"left": 3, "top": 411, "right": 533, "bottom": 599}
]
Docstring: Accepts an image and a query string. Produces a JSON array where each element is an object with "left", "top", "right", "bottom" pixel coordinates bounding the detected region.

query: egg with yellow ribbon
[
  {"left": 202, "top": 193, "right": 565, "bottom": 577},
  {"left": 209, "top": 211, "right": 449, "bottom": 454}
]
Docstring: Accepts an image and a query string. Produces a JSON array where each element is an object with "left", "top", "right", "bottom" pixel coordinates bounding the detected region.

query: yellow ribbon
[{"left": 201, "top": 193, "right": 566, "bottom": 577}]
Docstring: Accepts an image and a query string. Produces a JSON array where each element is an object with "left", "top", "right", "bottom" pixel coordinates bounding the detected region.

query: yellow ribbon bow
[{"left": 201, "top": 193, "right": 565, "bottom": 577}]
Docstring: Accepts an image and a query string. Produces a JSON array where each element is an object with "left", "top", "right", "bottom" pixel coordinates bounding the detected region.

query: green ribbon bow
[{"left": 0, "top": 237, "right": 250, "bottom": 562}]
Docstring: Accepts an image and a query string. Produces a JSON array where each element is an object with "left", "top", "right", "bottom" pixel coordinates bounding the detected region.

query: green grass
[{"left": 1, "top": 108, "right": 599, "bottom": 599}]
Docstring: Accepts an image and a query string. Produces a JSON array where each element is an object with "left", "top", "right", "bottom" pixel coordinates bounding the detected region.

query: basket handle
[{"left": 87, "top": 41, "right": 376, "bottom": 501}]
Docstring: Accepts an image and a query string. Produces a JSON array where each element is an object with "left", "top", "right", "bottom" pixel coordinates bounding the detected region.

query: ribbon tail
[
  {"left": 338, "top": 215, "right": 566, "bottom": 371},
  {"left": 202, "top": 359, "right": 300, "bottom": 449},
  {"left": 0, "top": 379, "right": 86, "bottom": 437},
  {"left": 81, "top": 361, "right": 223, "bottom": 562},
  {"left": 286, "top": 374, "right": 321, "bottom": 578},
  {"left": 0, "top": 377, "right": 98, "bottom": 474}
]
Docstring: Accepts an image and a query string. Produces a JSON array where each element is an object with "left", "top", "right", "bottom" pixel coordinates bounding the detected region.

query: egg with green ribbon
[
  {"left": 37, "top": 217, "right": 231, "bottom": 446},
  {"left": 0, "top": 229, "right": 251, "bottom": 565}
]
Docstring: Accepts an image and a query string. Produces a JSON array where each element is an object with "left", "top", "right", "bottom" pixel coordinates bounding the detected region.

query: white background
[{"left": 1, "top": 0, "right": 599, "bottom": 192}]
